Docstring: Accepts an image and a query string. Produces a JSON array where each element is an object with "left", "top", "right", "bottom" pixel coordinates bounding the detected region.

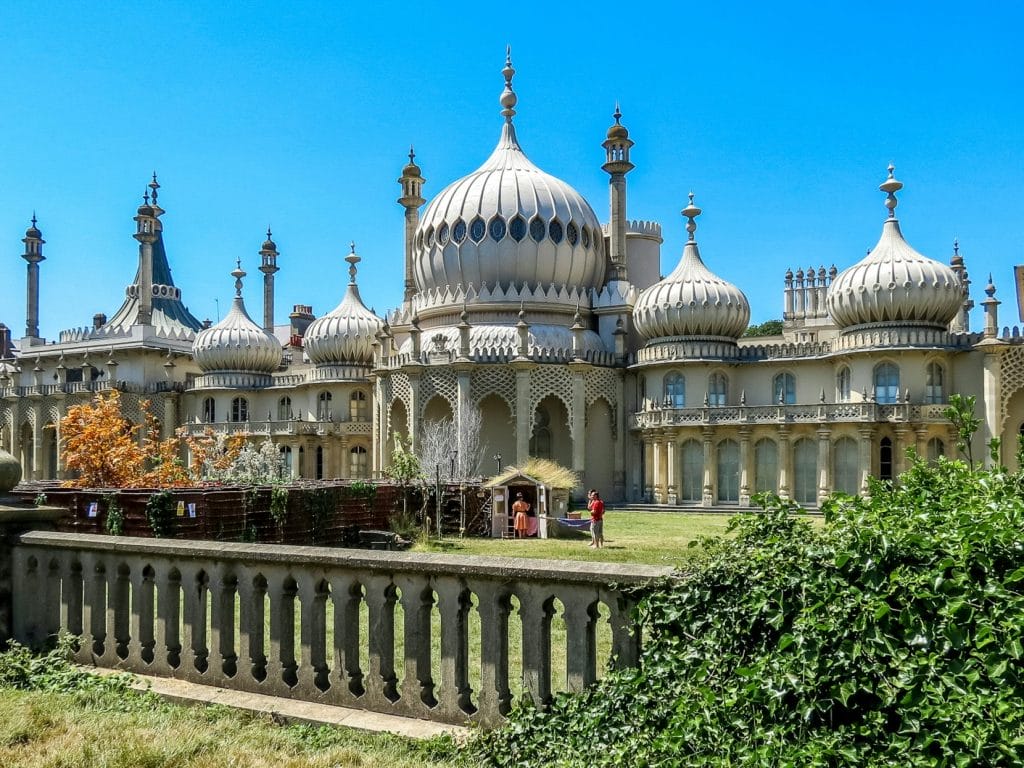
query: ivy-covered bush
[{"left": 466, "top": 453, "right": 1024, "bottom": 767}]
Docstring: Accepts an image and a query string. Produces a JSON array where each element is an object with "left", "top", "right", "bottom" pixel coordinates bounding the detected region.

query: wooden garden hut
[{"left": 484, "top": 458, "right": 579, "bottom": 538}]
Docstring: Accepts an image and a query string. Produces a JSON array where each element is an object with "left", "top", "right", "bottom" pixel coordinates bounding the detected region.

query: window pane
[
  {"left": 833, "top": 437, "right": 859, "bottom": 494},
  {"left": 680, "top": 441, "right": 703, "bottom": 501},
  {"left": 754, "top": 439, "right": 778, "bottom": 494},
  {"left": 793, "top": 439, "right": 817, "bottom": 504},
  {"left": 717, "top": 440, "right": 739, "bottom": 502}
]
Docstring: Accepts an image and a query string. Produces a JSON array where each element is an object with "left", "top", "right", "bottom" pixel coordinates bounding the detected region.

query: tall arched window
[
  {"left": 716, "top": 440, "right": 740, "bottom": 502},
  {"left": 230, "top": 397, "right": 248, "bottom": 423},
  {"left": 530, "top": 406, "right": 552, "bottom": 459},
  {"left": 350, "top": 390, "right": 368, "bottom": 421},
  {"left": 754, "top": 439, "right": 778, "bottom": 494},
  {"left": 925, "top": 362, "right": 945, "bottom": 404},
  {"left": 664, "top": 372, "right": 685, "bottom": 408},
  {"left": 927, "top": 437, "right": 945, "bottom": 462},
  {"left": 280, "top": 445, "right": 293, "bottom": 475},
  {"left": 349, "top": 445, "right": 368, "bottom": 478},
  {"left": 873, "top": 362, "right": 900, "bottom": 404},
  {"left": 708, "top": 372, "right": 728, "bottom": 407},
  {"left": 638, "top": 375, "right": 647, "bottom": 411},
  {"left": 836, "top": 366, "right": 851, "bottom": 403},
  {"left": 317, "top": 391, "right": 332, "bottom": 420},
  {"left": 772, "top": 372, "right": 796, "bottom": 405},
  {"left": 793, "top": 438, "right": 818, "bottom": 505},
  {"left": 833, "top": 437, "right": 859, "bottom": 495},
  {"left": 202, "top": 397, "right": 216, "bottom": 423},
  {"left": 277, "top": 396, "right": 292, "bottom": 421},
  {"left": 879, "top": 436, "right": 894, "bottom": 481},
  {"left": 680, "top": 440, "right": 703, "bottom": 502},
  {"left": 315, "top": 446, "right": 324, "bottom": 479}
]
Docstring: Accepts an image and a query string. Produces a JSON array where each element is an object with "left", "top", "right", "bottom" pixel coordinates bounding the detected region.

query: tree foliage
[
  {"left": 465, "top": 452, "right": 1024, "bottom": 766},
  {"left": 743, "top": 319, "right": 784, "bottom": 337}
]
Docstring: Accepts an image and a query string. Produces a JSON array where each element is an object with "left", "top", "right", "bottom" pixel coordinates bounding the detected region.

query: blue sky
[{"left": 1, "top": 1, "right": 1021, "bottom": 339}]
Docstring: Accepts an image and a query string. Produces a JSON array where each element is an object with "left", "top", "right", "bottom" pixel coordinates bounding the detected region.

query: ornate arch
[
  {"left": 999, "top": 345, "right": 1024, "bottom": 433},
  {"left": 529, "top": 365, "right": 573, "bottom": 426},
  {"left": 417, "top": 368, "right": 457, "bottom": 422},
  {"left": 470, "top": 366, "right": 516, "bottom": 417}
]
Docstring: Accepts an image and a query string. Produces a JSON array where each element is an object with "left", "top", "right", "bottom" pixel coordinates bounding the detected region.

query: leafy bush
[
  {"left": 0, "top": 635, "right": 135, "bottom": 699},
  {"left": 465, "top": 454, "right": 1024, "bottom": 767},
  {"left": 144, "top": 490, "right": 175, "bottom": 538}
]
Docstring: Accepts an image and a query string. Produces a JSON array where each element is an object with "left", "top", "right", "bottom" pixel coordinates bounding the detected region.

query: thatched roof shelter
[{"left": 484, "top": 458, "right": 579, "bottom": 491}]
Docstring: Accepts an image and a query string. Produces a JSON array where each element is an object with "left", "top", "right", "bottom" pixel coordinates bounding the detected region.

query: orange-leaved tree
[{"left": 60, "top": 389, "right": 147, "bottom": 487}]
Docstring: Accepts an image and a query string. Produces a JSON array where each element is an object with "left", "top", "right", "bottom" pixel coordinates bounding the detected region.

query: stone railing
[
  {"left": 181, "top": 419, "right": 372, "bottom": 437},
  {"left": 632, "top": 401, "right": 951, "bottom": 429},
  {"left": 9, "top": 532, "right": 671, "bottom": 727}
]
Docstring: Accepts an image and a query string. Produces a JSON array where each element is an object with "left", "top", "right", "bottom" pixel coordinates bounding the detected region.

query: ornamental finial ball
[{"left": 0, "top": 447, "right": 21, "bottom": 494}]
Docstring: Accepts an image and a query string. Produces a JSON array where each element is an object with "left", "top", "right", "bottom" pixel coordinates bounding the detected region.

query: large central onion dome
[
  {"left": 193, "top": 262, "right": 282, "bottom": 380},
  {"left": 412, "top": 52, "right": 605, "bottom": 309},
  {"left": 304, "top": 244, "right": 384, "bottom": 366},
  {"left": 826, "top": 166, "right": 962, "bottom": 331},
  {"left": 633, "top": 194, "right": 750, "bottom": 343}
]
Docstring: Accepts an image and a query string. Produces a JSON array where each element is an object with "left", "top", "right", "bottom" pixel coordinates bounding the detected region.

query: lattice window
[
  {"left": 387, "top": 372, "right": 411, "bottom": 415},
  {"left": 529, "top": 365, "right": 574, "bottom": 425},
  {"left": 1000, "top": 345, "right": 1024, "bottom": 433},
  {"left": 585, "top": 368, "right": 621, "bottom": 408},
  {"left": 418, "top": 368, "right": 458, "bottom": 422},
  {"left": 470, "top": 366, "right": 516, "bottom": 416}
]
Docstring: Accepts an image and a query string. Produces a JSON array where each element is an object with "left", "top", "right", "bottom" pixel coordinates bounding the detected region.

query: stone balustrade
[
  {"left": 632, "top": 401, "right": 950, "bottom": 429},
  {"left": 9, "top": 531, "right": 671, "bottom": 727}
]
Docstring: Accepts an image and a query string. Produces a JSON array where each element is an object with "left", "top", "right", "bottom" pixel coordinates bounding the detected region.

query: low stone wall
[{"left": 9, "top": 531, "right": 672, "bottom": 727}]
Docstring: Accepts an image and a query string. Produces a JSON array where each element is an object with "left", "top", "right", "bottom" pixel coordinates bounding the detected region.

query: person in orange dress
[{"left": 512, "top": 492, "right": 530, "bottom": 538}]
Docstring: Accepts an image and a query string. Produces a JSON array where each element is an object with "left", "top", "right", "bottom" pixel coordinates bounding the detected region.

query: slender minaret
[
  {"left": 949, "top": 239, "right": 973, "bottom": 333},
  {"left": 602, "top": 104, "right": 635, "bottom": 282},
  {"left": 398, "top": 146, "right": 425, "bottom": 306},
  {"left": 258, "top": 228, "right": 280, "bottom": 334},
  {"left": 132, "top": 174, "right": 164, "bottom": 325},
  {"left": 21, "top": 215, "right": 45, "bottom": 339}
]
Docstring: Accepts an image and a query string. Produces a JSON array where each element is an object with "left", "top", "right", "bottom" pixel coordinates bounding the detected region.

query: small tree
[
  {"left": 386, "top": 434, "right": 423, "bottom": 521},
  {"left": 60, "top": 390, "right": 147, "bottom": 487},
  {"left": 944, "top": 393, "right": 981, "bottom": 465}
]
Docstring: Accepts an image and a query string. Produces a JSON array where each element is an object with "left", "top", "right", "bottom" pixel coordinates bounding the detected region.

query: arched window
[
  {"left": 833, "top": 437, "right": 859, "bottom": 495},
  {"left": 836, "top": 366, "right": 851, "bottom": 403},
  {"left": 772, "top": 372, "right": 796, "bottom": 405},
  {"left": 315, "top": 446, "right": 324, "bottom": 480},
  {"left": 680, "top": 440, "right": 703, "bottom": 502},
  {"left": 230, "top": 396, "right": 248, "bottom": 423},
  {"left": 277, "top": 396, "right": 292, "bottom": 421},
  {"left": 754, "top": 439, "right": 778, "bottom": 494},
  {"left": 716, "top": 440, "right": 740, "bottom": 502},
  {"left": 638, "top": 375, "right": 647, "bottom": 411},
  {"left": 927, "top": 437, "right": 945, "bottom": 462},
  {"left": 202, "top": 397, "right": 216, "bottom": 424},
  {"left": 530, "top": 406, "right": 552, "bottom": 459},
  {"left": 280, "top": 445, "right": 293, "bottom": 475},
  {"left": 664, "top": 372, "right": 685, "bottom": 408},
  {"left": 708, "top": 372, "right": 728, "bottom": 407},
  {"left": 317, "top": 391, "right": 332, "bottom": 421},
  {"left": 873, "top": 362, "right": 900, "bottom": 404},
  {"left": 349, "top": 390, "right": 368, "bottom": 421},
  {"left": 925, "top": 362, "right": 945, "bottom": 404},
  {"left": 793, "top": 438, "right": 818, "bottom": 505},
  {"left": 349, "top": 446, "right": 368, "bottom": 478},
  {"left": 879, "top": 437, "right": 894, "bottom": 482}
]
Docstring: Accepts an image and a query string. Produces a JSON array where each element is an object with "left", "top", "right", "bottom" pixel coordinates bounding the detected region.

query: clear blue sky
[{"left": 1, "top": 1, "right": 1021, "bottom": 339}]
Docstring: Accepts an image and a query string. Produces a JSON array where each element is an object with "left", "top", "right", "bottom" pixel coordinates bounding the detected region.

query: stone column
[
  {"left": 613, "top": 376, "right": 626, "bottom": 501},
  {"left": 893, "top": 425, "right": 908, "bottom": 477},
  {"left": 702, "top": 427, "right": 714, "bottom": 507},
  {"left": 455, "top": 367, "right": 471, "bottom": 473},
  {"left": 665, "top": 437, "right": 677, "bottom": 505},
  {"left": 777, "top": 426, "right": 791, "bottom": 500},
  {"left": 30, "top": 404, "right": 42, "bottom": 483},
  {"left": 569, "top": 364, "right": 587, "bottom": 483},
  {"left": 643, "top": 440, "right": 653, "bottom": 501},
  {"left": 858, "top": 427, "right": 875, "bottom": 495},
  {"left": 738, "top": 427, "right": 751, "bottom": 506},
  {"left": 980, "top": 344, "right": 1003, "bottom": 466},
  {"left": 651, "top": 439, "right": 663, "bottom": 504},
  {"left": 406, "top": 369, "right": 421, "bottom": 454},
  {"left": 512, "top": 363, "right": 533, "bottom": 466},
  {"left": 817, "top": 426, "right": 831, "bottom": 506}
]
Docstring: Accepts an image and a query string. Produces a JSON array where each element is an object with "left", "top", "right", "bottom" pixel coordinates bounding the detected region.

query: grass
[
  {"left": 414, "top": 511, "right": 736, "bottom": 567},
  {"left": 0, "top": 685, "right": 454, "bottom": 768}
]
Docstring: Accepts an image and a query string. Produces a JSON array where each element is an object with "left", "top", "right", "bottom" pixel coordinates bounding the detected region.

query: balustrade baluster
[
  {"left": 208, "top": 566, "right": 238, "bottom": 682},
  {"left": 61, "top": 556, "right": 83, "bottom": 640},
  {"left": 78, "top": 552, "right": 105, "bottom": 664},
  {"left": 295, "top": 576, "right": 329, "bottom": 696},
  {"left": 110, "top": 563, "right": 131, "bottom": 662},
  {"left": 559, "top": 586, "right": 599, "bottom": 692},
  {"left": 11, "top": 551, "right": 39, "bottom": 646},
  {"left": 436, "top": 576, "right": 473, "bottom": 717},
  {"left": 43, "top": 557, "right": 62, "bottom": 641},
  {"left": 237, "top": 570, "right": 267, "bottom": 688},
  {"left": 602, "top": 589, "right": 641, "bottom": 669},
  {"left": 395, "top": 574, "right": 436, "bottom": 715},
  {"left": 267, "top": 570, "right": 298, "bottom": 690},
  {"left": 518, "top": 587, "right": 553, "bottom": 706},
  {"left": 127, "top": 560, "right": 155, "bottom": 666},
  {"left": 154, "top": 564, "right": 182, "bottom": 672},
  {"left": 474, "top": 581, "right": 512, "bottom": 723},
  {"left": 364, "top": 574, "right": 399, "bottom": 705},
  {"left": 328, "top": 573, "right": 363, "bottom": 705}
]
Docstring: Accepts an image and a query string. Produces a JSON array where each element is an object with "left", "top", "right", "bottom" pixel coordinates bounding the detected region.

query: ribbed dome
[
  {"left": 193, "top": 265, "right": 282, "bottom": 374},
  {"left": 412, "top": 54, "right": 604, "bottom": 306},
  {"left": 304, "top": 246, "right": 383, "bottom": 365},
  {"left": 633, "top": 196, "right": 750, "bottom": 341},
  {"left": 826, "top": 167, "right": 962, "bottom": 330}
]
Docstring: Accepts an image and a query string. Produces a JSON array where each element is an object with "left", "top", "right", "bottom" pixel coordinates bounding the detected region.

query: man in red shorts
[{"left": 587, "top": 489, "right": 605, "bottom": 549}]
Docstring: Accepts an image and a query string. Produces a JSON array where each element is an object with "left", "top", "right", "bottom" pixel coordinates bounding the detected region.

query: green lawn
[{"left": 415, "top": 511, "right": 736, "bottom": 567}]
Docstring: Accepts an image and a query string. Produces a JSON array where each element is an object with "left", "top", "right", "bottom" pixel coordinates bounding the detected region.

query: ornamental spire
[
  {"left": 682, "top": 192, "right": 701, "bottom": 241},
  {"left": 232, "top": 259, "right": 246, "bottom": 297},
  {"left": 880, "top": 164, "right": 903, "bottom": 219},
  {"left": 345, "top": 241, "right": 361, "bottom": 284},
  {"left": 500, "top": 46, "right": 517, "bottom": 122}
]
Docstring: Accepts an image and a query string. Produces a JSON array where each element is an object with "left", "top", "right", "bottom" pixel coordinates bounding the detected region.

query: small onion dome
[
  {"left": 192, "top": 262, "right": 282, "bottom": 374},
  {"left": 402, "top": 146, "right": 422, "bottom": 178},
  {"left": 261, "top": 228, "right": 277, "bottom": 253},
  {"left": 24, "top": 214, "right": 42, "bottom": 239},
  {"left": 304, "top": 243, "right": 384, "bottom": 365},
  {"left": 633, "top": 194, "right": 750, "bottom": 341},
  {"left": 606, "top": 104, "right": 629, "bottom": 140},
  {"left": 826, "top": 166, "right": 962, "bottom": 330}
]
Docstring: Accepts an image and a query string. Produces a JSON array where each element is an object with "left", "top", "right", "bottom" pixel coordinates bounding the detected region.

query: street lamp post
[{"left": 493, "top": 452, "right": 502, "bottom": 473}]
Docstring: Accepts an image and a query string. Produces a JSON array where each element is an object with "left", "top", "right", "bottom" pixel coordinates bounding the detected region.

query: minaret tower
[
  {"left": 258, "top": 228, "right": 280, "bottom": 334},
  {"left": 21, "top": 215, "right": 45, "bottom": 340},
  {"left": 949, "top": 239, "right": 973, "bottom": 334},
  {"left": 397, "top": 146, "right": 425, "bottom": 307},
  {"left": 132, "top": 174, "right": 164, "bottom": 326},
  {"left": 602, "top": 104, "right": 635, "bottom": 282}
]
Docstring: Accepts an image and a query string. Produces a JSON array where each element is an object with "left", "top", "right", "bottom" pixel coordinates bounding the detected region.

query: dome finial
[
  {"left": 613, "top": 102, "right": 622, "bottom": 124},
  {"left": 149, "top": 172, "right": 160, "bottom": 205},
  {"left": 345, "top": 241, "right": 361, "bottom": 284},
  {"left": 231, "top": 259, "right": 246, "bottom": 297},
  {"left": 30, "top": 212, "right": 37, "bottom": 228},
  {"left": 880, "top": 163, "right": 903, "bottom": 218},
  {"left": 682, "top": 192, "right": 702, "bottom": 241},
  {"left": 409, "top": 145, "right": 416, "bottom": 164},
  {"left": 500, "top": 46, "right": 517, "bottom": 121}
]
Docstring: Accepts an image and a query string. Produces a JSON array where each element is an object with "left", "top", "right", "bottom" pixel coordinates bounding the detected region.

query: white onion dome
[
  {"left": 827, "top": 166, "right": 962, "bottom": 330},
  {"left": 304, "top": 244, "right": 384, "bottom": 365},
  {"left": 193, "top": 262, "right": 282, "bottom": 374},
  {"left": 633, "top": 194, "right": 750, "bottom": 341},
  {"left": 411, "top": 51, "right": 604, "bottom": 309}
]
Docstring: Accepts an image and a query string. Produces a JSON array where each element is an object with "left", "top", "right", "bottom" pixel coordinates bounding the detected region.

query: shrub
[{"left": 465, "top": 453, "right": 1024, "bottom": 767}]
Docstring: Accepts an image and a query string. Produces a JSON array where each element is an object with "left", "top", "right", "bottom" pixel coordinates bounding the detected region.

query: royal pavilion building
[{"left": 1, "top": 53, "right": 1021, "bottom": 508}]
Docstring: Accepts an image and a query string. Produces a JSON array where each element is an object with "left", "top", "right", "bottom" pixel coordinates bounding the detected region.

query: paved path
[{"left": 88, "top": 667, "right": 468, "bottom": 740}]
